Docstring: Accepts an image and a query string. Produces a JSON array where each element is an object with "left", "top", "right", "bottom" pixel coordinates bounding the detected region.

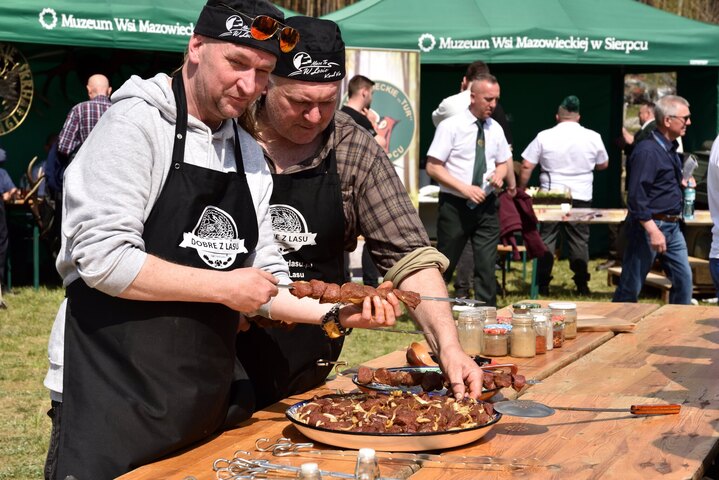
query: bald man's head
[{"left": 87, "top": 74, "right": 111, "bottom": 99}]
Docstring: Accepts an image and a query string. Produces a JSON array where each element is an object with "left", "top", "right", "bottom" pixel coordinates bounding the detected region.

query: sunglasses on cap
[{"left": 219, "top": 3, "right": 300, "bottom": 53}]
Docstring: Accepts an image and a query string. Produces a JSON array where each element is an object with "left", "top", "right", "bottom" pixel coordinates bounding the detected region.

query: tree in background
[
  {"left": 274, "top": 0, "right": 719, "bottom": 24},
  {"left": 638, "top": 0, "right": 719, "bottom": 24}
]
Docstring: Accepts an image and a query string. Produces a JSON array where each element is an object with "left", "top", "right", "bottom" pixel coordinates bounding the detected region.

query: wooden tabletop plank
[
  {"left": 117, "top": 399, "right": 417, "bottom": 479},
  {"left": 119, "top": 302, "right": 659, "bottom": 479},
  {"left": 407, "top": 305, "right": 719, "bottom": 480}
]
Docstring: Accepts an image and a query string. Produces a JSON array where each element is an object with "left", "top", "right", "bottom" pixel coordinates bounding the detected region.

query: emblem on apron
[
  {"left": 179, "top": 205, "right": 247, "bottom": 268},
  {"left": 270, "top": 204, "right": 318, "bottom": 254}
]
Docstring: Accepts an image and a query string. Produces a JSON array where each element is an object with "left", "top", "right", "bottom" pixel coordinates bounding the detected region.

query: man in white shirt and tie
[{"left": 426, "top": 74, "right": 514, "bottom": 306}]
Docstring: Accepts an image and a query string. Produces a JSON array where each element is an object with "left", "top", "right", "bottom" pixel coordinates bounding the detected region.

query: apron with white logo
[
  {"left": 236, "top": 147, "right": 345, "bottom": 409},
  {"left": 56, "top": 74, "right": 259, "bottom": 479}
]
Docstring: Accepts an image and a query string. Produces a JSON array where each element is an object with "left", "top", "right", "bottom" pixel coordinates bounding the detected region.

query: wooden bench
[
  {"left": 607, "top": 266, "right": 672, "bottom": 302},
  {"left": 608, "top": 257, "right": 715, "bottom": 302},
  {"left": 497, "top": 244, "right": 527, "bottom": 297}
]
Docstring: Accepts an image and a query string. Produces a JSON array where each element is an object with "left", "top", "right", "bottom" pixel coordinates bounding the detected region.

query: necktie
[{"left": 472, "top": 119, "right": 486, "bottom": 186}]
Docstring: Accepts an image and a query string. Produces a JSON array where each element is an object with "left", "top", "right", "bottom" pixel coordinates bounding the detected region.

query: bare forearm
[
  {"left": 397, "top": 268, "right": 460, "bottom": 352},
  {"left": 118, "top": 254, "right": 279, "bottom": 313},
  {"left": 518, "top": 160, "right": 535, "bottom": 188}
]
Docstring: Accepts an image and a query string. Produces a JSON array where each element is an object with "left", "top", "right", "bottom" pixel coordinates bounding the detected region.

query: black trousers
[
  {"left": 436, "top": 193, "right": 498, "bottom": 306},
  {"left": 536, "top": 199, "right": 592, "bottom": 288}
]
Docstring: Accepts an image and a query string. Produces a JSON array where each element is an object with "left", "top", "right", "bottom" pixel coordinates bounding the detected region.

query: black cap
[
  {"left": 272, "top": 16, "right": 345, "bottom": 82},
  {"left": 194, "top": 0, "right": 285, "bottom": 58}
]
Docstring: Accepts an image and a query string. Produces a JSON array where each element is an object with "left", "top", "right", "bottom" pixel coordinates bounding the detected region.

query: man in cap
[
  {"left": 518, "top": 95, "right": 608, "bottom": 296},
  {"left": 43, "top": 2, "right": 398, "bottom": 478},
  {"left": 237, "top": 15, "right": 485, "bottom": 410},
  {"left": 612, "top": 95, "right": 693, "bottom": 304},
  {"left": 426, "top": 73, "right": 512, "bottom": 307}
]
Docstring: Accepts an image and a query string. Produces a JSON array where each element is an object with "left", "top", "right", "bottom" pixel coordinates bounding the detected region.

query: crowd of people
[{"left": 0, "top": 0, "right": 711, "bottom": 477}]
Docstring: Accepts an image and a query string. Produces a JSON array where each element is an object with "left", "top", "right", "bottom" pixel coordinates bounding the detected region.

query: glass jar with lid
[
  {"left": 475, "top": 306, "right": 497, "bottom": 326},
  {"left": 452, "top": 304, "right": 477, "bottom": 321},
  {"left": 552, "top": 316, "right": 565, "bottom": 348},
  {"left": 482, "top": 324, "right": 510, "bottom": 357},
  {"left": 512, "top": 302, "right": 542, "bottom": 315},
  {"left": 549, "top": 302, "right": 577, "bottom": 339},
  {"left": 529, "top": 314, "right": 547, "bottom": 355},
  {"left": 456, "top": 309, "right": 484, "bottom": 356},
  {"left": 510, "top": 313, "right": 536, "bottom": 358},
  {"left": 530, "top": 308, "right": 553, "bottom": 352}
]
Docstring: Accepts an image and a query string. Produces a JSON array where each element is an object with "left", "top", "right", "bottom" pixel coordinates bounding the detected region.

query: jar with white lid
[
  {"left": 530, "top": 307, "right": 553, "bottom": 351},
  {"left": 549, "top": 302, "right": 577, "bottom": 339}
]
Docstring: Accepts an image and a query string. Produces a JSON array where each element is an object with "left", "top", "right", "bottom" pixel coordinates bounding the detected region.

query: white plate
[{"left": 285, "top": 394, "right": 501, "bottom": 452}]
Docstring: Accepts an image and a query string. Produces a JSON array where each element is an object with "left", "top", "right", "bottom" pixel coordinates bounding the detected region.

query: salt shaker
[{"left": 355, "top": 447, "right": 380, "bottom": 480}]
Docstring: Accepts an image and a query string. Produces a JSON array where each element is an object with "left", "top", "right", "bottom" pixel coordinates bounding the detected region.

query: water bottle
[
  {"left": 683, "top": 179, "right": 695, "bottom": 221},
  {"left": 355, "top": 448, "right": 381, "bottom": 480},
  {"left": 297, "top": 462, "right": 322, "bottom": 480}
]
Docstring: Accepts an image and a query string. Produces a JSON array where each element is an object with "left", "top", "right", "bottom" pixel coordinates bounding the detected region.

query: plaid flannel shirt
[
  {"left": 58, "top": 95, "right": 112, "bottom": 155},
  {"left": 267, "top": 111, "right": 430, "bottom": 274}
]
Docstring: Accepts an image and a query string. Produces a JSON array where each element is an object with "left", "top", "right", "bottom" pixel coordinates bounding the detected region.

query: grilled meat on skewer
[{"left": 289, "top": 279, "right": 421, "bottom": 309}]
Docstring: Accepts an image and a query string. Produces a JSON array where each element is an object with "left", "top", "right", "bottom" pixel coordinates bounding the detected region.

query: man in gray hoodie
[{"left": 43, "top": 1, "right": 398, "bottom": 478}]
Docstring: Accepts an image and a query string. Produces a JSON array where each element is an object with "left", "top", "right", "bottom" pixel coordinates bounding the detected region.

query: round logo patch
[
  {"left": 367, "top": 80, "right": 415, "bottom": 163},
  {"left": 270, "top": 204, "right": 317, "bottom": 255}
]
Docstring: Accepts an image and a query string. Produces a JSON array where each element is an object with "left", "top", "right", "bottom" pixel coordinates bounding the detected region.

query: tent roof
[
  {"left": 0, "top": 1, "right": 299, "bottom": 52},
  {"left": 323, "top": 0, "right": 719, "bottom": 66}
]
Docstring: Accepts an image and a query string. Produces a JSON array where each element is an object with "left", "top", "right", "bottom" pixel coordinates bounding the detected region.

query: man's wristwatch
[{"left": 321, "top": 303, "right": 351, "bottom": 338}]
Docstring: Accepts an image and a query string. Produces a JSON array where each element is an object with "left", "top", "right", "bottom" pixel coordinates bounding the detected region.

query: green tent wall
[
  {"left": 323, "top": 0, "right": 719, "bottom": 256},
  {"left": 323, "top": 0, "right": 719, "bottom": 207}
]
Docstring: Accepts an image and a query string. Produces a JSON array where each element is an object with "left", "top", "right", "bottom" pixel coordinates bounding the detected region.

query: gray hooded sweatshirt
[{"left": 45, "top": 73, "right": 289, "bottom": 398}]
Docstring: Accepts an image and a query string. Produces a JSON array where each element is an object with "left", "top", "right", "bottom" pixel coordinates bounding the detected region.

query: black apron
[
  {"left": 56, "top": 75, "right": 259, "bottom": 479},
  {"left": 236, "top": 148, "right": 345, "bottom": 409}
]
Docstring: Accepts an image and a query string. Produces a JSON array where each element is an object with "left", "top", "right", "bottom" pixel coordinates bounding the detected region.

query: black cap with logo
[
  {"left": 194, "top": 0, "right": 285, "bottom": 58},
  {"left": 272, "top": 16, "right": 346, "bottom": 82}
]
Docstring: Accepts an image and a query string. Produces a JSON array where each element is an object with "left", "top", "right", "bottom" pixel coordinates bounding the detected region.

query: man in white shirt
[
  {"left": 426, "top": 74, "right": 514, "bottom": 305},
  {"left": 708, "top": 133, "right": 719, "bottom": 298},
  {"left": 431, "top": 61, "right": 514, "bottom": 299},
  {"left": 519, "top": 95, "right": 608, "bottom": 296}
]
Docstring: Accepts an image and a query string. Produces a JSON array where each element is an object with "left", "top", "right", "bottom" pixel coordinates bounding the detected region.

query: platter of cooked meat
[
  {"left": 352, "top": 365, "right": 526, "bottom": 400},
  {"left": 286, "top": 391, "right": 501, "bottom": 451}
]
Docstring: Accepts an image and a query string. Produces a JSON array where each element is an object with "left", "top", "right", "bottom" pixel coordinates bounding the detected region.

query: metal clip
[{"left": 316, "top": 359, "right": 349, "bottom": 376}]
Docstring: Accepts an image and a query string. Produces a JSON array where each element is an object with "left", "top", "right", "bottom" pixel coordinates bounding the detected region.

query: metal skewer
[
  {"left": 276, "top": 284, "right": 484, "bottom": 305},
  {"left": 255, "top": 438, "right": 545, "bottom": 471}
]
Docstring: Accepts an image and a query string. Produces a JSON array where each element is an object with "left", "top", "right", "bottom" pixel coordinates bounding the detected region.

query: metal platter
[
  {"left": 285, "top": 394, "right": 502, "bottom": 452},
  {"left": 493, "top": 400, "right": 556, "bottom": 418}
]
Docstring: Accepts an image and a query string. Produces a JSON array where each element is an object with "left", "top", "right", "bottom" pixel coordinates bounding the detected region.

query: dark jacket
[{"left": 499, "top": 189, "right": 548, "bottom": 260}]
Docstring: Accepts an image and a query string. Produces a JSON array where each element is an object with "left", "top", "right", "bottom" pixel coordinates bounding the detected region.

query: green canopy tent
[
  {"left": 324, "top": 0, "right": 719, "bottom": 203},
  {"left": 0, "top": 0, "right": 298, "bottom": 52},
  {"left": 0, "top": 0, "right": 299, "bottom": 168},
  {"left": 324, "top": 0, "right": 719, "bottom": 255},
  {"left": 323, "top": 0, "right": 719, "bottom": 66}
]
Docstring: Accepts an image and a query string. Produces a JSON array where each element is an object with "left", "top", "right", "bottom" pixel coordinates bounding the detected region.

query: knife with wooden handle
[{"left": 552, "top": 404, "right": 681, "bottom": 415}]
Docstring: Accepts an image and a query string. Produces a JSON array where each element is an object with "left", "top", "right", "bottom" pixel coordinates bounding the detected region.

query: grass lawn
[{"left": 0, "top": 258, "right": 668, "bottom": 478}]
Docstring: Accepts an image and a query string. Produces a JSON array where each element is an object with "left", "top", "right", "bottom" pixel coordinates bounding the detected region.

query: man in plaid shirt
[{"left": 58, "top": 74, "right": 112, "bottom": 156}]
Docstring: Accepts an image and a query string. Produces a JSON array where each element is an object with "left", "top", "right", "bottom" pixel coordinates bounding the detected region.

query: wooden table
[
  {"left": 406, "top": 304, "right": 719, "bottom": 480},
  {"left": 532, "top": 207, "right": 712, "bottom": 227},
  {"left": 120, "top": 302, "right": 659, "bottom": 480}
]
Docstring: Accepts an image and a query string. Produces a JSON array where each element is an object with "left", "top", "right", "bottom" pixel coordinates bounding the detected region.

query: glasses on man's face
[
  {"left": 219, "top": 4, "right": 300, "bottom": 53},
  {"left": 669, "top": 114, "right": 691, "bottom": 124}
]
